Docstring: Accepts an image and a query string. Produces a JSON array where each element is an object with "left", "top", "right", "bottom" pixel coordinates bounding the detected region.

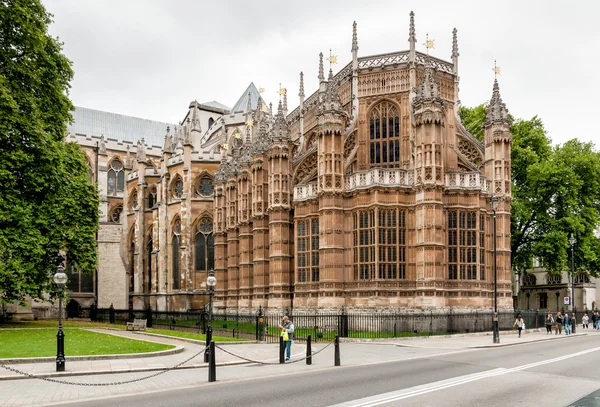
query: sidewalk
[
  {"left": 0, "top": 328, "right": 591, "bottom": 381},
  {"left": 375, "top": 329, "right": 588, "bottom": 349}
]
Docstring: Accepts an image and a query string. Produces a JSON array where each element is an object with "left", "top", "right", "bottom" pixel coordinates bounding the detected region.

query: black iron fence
[{"left": 92, "top": 308, "right": 557, "bottom": 343}]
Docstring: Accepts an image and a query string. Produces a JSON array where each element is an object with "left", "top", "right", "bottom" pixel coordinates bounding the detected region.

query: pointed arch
[
  {"left": 146, "top": 185, "right": 158, "bottom": 209},
  {"left": 193, "top": 216, "right": 214, "bottom": 272},
  {"left": 169, "top": 174, "right": 184, "bottom": 200},
  {"left": 107, "top": 157, "right": 125, "bottom": 195},
  {"left": 367, "top": 99, "right": 401, "bottom": 168},
  {"left": 193, "top": 171, "right": 214, "bottom": 198},
  {"left": 171, "top": 216, "right": 181, "bottom": 289},
  {"left": 146, "top": 226, "right": 153, "bottom": 293}
]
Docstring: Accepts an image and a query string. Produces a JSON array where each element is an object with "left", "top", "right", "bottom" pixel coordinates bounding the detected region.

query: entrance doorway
[{"left": 539, "top": 293, "right": 548, "bottom": 310}]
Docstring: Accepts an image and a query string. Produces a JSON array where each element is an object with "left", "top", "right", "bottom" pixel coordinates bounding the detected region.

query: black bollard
[
  {"left": 306, "top": 335, "right": 312, "bottom": 365},
  {"left": 208, "top": 341, "right": 216, "bottom": 382},
  {"left": 204, "top": 325, "right": 212, "bottom": 363},
  {"left": 279, "top": 335, "right": 285, "bottom": 364},
  {"left": 334, "top": 335, "right": 340, "bottom": 366}
]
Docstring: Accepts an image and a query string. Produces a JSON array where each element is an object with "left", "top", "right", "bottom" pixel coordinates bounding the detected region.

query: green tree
[
  {"left": 0, "top": 0, "right": 99, "bottom": 303},
  {"left": 458, "top": 104, "right": 487, "bottom": 141},
  {"left": 460, "top": 106, "right": 600, "bottom": 277}
]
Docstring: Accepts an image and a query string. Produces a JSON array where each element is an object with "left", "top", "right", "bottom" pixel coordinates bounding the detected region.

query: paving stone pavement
[{"left": 0, "top": 328, "right": 592, "bottom": 407}]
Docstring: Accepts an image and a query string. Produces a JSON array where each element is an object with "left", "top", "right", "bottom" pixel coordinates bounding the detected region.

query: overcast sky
[{"left": 43, "top": 0, "right": 598, "bottom": 146}]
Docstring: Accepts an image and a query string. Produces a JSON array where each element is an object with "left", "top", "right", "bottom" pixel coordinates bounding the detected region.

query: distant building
[
  {"left": 515, "top": 258, "right": 599, "bottom": 312},
  {"left": 58, "top": 12, "right": 513, "bottom": 314}
]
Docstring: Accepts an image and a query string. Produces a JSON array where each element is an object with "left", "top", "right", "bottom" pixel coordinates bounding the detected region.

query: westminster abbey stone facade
[{"left": 67, "top": 12, "right": 513, "bottom": 314}]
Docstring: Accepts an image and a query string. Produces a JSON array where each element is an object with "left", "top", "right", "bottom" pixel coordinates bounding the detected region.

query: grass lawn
[{"left": 0, "top": 328, "right": 174, "bottom": 358}]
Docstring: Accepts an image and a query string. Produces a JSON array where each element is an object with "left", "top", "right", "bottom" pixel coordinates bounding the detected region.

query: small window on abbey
[{"left": 107, "top": 160, "right": 124, "bottom": 195}]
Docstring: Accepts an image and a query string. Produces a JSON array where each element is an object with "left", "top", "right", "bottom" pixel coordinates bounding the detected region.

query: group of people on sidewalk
[{"left": 514, "top": 310, "right": 600, "bottom": 338}]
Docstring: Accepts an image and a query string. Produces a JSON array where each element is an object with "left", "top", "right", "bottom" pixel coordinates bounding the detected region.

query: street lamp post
[
  {"left": 491, "top": 196, "right": 500, "bottom": 344},
  {"left": 204, "top": 269, "right": 217, "bottom": 363},
  {"left": 569, "top": 234, "right": 576, "bottom": 333},
  {"left": 53, "top": 263, "right": 68, "bottom": 372}
]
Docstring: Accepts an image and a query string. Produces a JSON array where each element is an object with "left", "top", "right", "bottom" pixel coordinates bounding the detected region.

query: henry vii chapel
[{"left": 68, "top": 12, "right": 513, "bottom": 314}]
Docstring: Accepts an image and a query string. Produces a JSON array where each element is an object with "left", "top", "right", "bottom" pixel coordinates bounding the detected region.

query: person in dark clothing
[{"left": 545, "top": 313, "right": 554, "bottom": 334}]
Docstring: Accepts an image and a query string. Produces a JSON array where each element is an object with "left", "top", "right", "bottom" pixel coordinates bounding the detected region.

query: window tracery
[
  {"left": 171, "top": 176, "right": 184, "bottom": 199},
  {"left": 195, "top": 217, "right": 214, "bottom": 272},
  {"left": 369, "top": 101, "right": 400, "bottom": 167},
  {"left": 110, "top": 205, "right": 123, "bottom": 223},
  {"left": 196, "top": 175, "right": 214, "bottom": 197},
  {"left": 147, "top": 186, "right": 157, "bottom": 209},
  {"left": 107, "top": 159, "right": 124, "bottom": 195},
  {"left": 297, "top": 218, "right": 319, "bottom": 283},
  {"left": 448, "top": 211, "right": 481, "bottom": 280}
]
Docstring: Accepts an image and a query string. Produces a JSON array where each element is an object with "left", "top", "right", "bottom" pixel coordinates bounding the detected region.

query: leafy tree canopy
[
  {"left": 460, "top": 106, "right": 600, "bottom": 277},
  {"left": 0, "top": 0, "right": 99, "bottom": 303}
]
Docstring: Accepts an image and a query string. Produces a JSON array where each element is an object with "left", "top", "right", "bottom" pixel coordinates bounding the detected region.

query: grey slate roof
[
  {"left": 68, "top": 107, "right": 176, "bottom": 147},
  {"left": 202, "top": 101, "right": 231, "bottom": 112},
  {"left": 230, "top": 83, "right": 266, "bottom": 114}
]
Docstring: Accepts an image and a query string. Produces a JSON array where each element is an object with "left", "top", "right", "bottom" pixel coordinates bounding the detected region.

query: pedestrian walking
[
  {"left": 545, "top": 313, "right": 554, "bottom": 334},
  {"left": 513, "top": 314, "right": 525, "bottom": 338},
  {"left": 582, "top": 313, "right": 589, "bottom": 329},
  {"left": 555, "top": 312, "right": 563, "bottom": 335},
  {"left": 563, "top": 313, "right": 571, "bottom": 335},
  {"left": 593, "top": 311, "right": 599, "bottom": 330},
  {"left": 278, "top": 316, "right": 294, "bottom": 361}
]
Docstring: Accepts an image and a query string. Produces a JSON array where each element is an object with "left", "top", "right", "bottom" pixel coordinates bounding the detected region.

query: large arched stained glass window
[
  {"left": 369, "top": 102, "right": 400, "bottom": 167},
  {"left": 195, "top": 218, "right": 214, "bottom": 272},
  {"left": 107, "top": 160, "right": 125, "bottom": 195}
]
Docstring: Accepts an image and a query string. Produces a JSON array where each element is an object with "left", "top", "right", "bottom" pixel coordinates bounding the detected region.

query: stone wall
[{"left": 97, "top": 223, "right": 128, "bottom": 308}]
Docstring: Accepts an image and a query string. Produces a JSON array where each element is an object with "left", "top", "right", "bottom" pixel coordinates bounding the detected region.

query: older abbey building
[{"left": 66, "top": 12, "right": 513, "bottom": 314}]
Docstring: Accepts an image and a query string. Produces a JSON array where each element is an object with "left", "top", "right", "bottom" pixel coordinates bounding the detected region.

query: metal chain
[
  {"left": 214, "top": 339, "right": 336, "bottom": 365},
  {"left": 0, "top": 345, "right": 208, "bottom": 386}
]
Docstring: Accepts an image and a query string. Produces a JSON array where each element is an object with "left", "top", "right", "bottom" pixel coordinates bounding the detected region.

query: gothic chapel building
[{"left": 68, "top": 12, "right": 513, "bottom": 314}]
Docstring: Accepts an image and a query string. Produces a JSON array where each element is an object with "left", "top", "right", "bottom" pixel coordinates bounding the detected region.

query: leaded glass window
[
  {"left": 369, "top": 102, "right": 401, "bottom": 168},
  {"left": 110, "top": 205, "right": 123, "bottom": 223},
  {"left": 107, "top": 160, "right": 124, "bottom": 195},
  {"left": 448, "top": 211, "right": 480, "bottom": 280},
  {"left": 172, "top": 178, "right": 184, "bottom": 199},
  {"left": 197, "top": 176, "right": 214, "bottom": 197},
  {"left": 354, "top": 210, "right": 375, "bottom": 280},
  {"left": 195, "top": 218, "right": 214, "bottom": 272}
]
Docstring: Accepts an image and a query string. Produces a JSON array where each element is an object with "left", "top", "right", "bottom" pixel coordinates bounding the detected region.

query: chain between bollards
[{"left": 334, "top": 335, "right": 340, "bottom": 366}]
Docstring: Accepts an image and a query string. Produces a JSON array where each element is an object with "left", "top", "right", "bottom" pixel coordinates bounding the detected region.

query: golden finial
[
  {"left": 277, "top": 83, "right": 287, "bottom": 102},
  {"left": 221, "top": 143, "right": 229, "bottom": 151},
  {"left": 423, "top": 32, "right": 435, "bottom": 55},
  {"left": 493, "top": 60, "right": 501, "bottom": 78},
  {"left": 246, "top": 118, "right": 254, "bottom": 127},
  {"left": 327, "top": 48, "right": 338, "bottom": 69},
  {"left": 234, "top": 131, "right": 241, "bottom": 139}
]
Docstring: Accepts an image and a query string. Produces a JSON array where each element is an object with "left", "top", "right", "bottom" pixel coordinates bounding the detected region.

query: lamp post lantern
[
  {"left": 491, "top": 196, "right": 500, "bottom": 344},
  {"left": 569, "top": 234, "right": 576, "bottom": 333},
  {"left": 204, "top": 269, "right": 217, "bottom": 363},
  {"left": 53, "top": 263, "right": 68, "bottom": 372}
]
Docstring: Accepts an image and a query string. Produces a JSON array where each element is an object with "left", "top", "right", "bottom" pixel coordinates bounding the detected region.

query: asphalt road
[{"left": 55, "top": 333, "right": 600, "bottom": 407}]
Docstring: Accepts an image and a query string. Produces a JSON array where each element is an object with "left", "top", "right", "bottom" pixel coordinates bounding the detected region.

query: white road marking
[{"left": 330, "top": 346, "right": 600, "bottom": 407}]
